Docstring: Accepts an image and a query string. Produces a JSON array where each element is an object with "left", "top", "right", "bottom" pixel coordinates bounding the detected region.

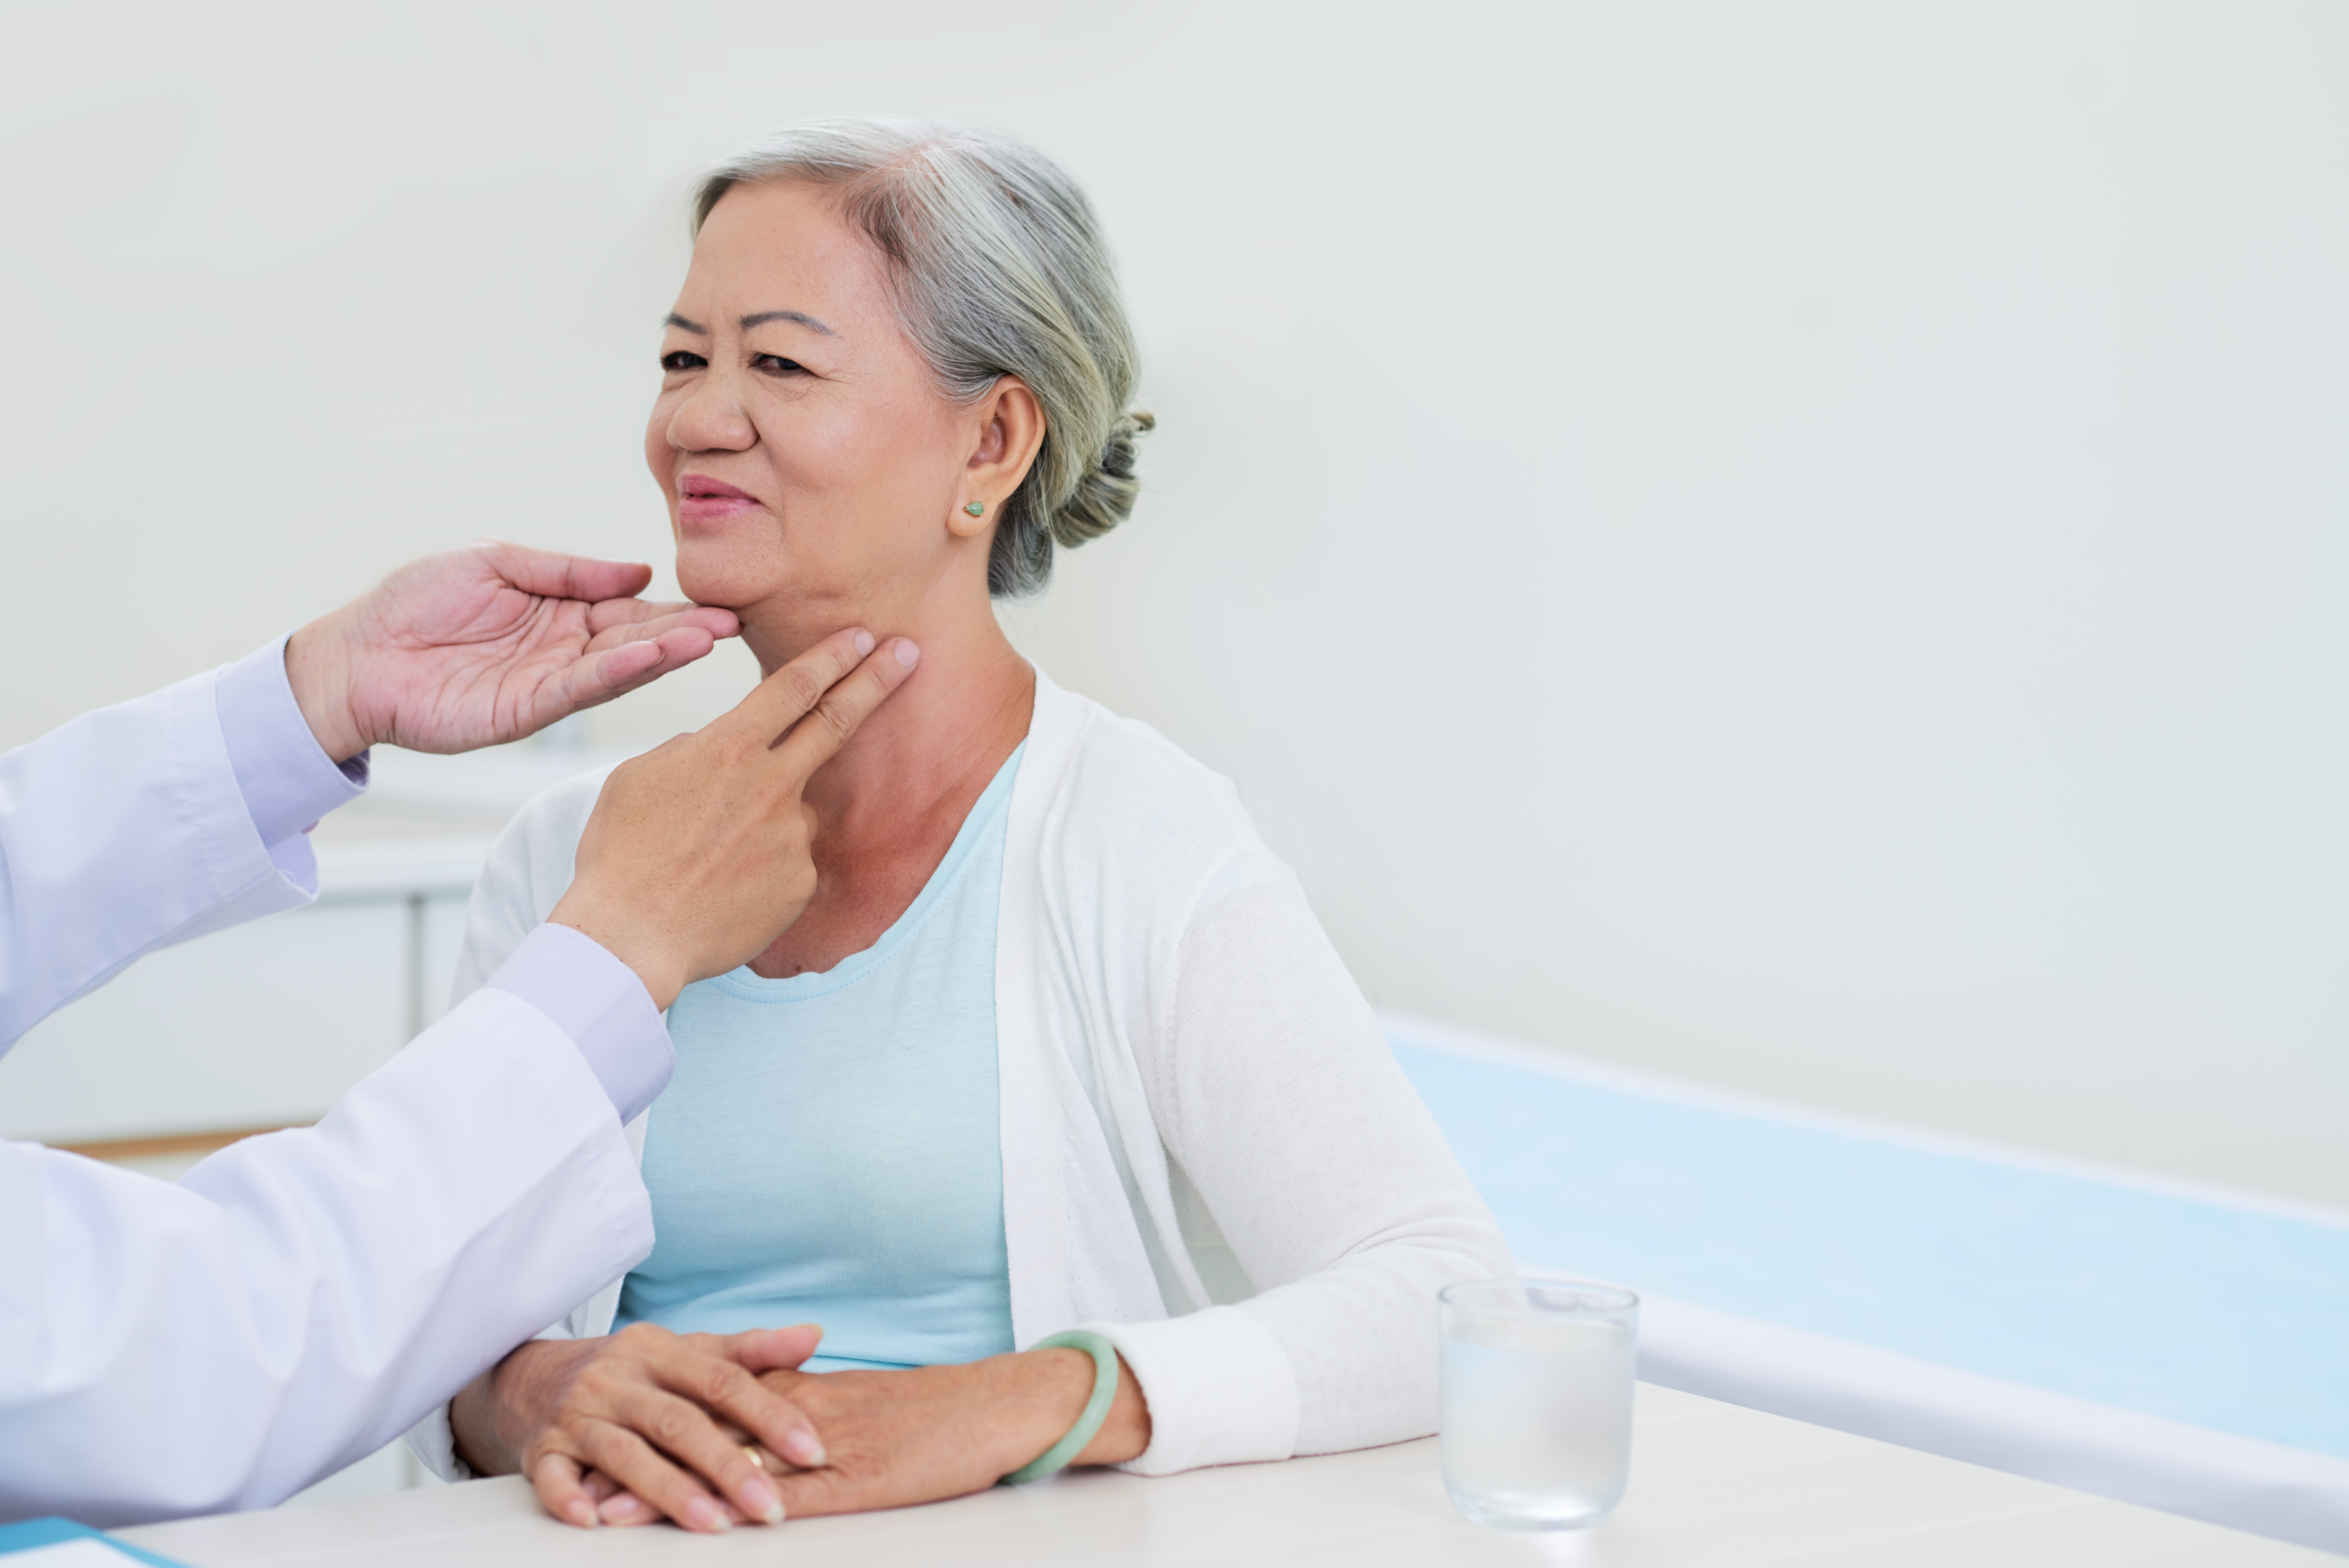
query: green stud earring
[{"left": 963, "top": 501, "right": 986, "bottom": 517}]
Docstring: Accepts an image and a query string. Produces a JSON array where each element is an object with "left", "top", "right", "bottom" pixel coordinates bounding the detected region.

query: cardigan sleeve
[
  {"left": 446, "top": 778, "right": 589, "bottom": 1008},
  {"left": 1095, "top": 880, "right": 1514, "bottom": 1471}
]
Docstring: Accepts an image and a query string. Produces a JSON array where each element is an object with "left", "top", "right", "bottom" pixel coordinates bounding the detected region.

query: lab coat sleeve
[
  {"left": 0, "top": 637, "right": 364, "bottom": 1052},
  {"left": 0, "top": 967, "right": 663, "bottom": 1527}
]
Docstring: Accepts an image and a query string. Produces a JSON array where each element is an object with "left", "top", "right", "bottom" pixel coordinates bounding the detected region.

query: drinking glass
[{"left": 1439, "top": 1276, "right": 1639, "bottom": 1530}]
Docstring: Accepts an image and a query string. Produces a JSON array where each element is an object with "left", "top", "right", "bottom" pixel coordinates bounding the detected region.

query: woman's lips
[{"left": 676, "top": 474, "right": 764, "bottom": 523}]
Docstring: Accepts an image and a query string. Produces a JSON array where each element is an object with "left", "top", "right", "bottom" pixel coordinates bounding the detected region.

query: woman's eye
[
  {"left": 659, "top": 350, "right": 706, "bottom": 372},
  {"left": 753, "top": 353, "right": 808, "bottom": 376}
]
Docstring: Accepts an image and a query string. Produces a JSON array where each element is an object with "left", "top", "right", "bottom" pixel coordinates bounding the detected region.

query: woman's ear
[{"left": 949, "top": 377, "right": 1046, "bottom": 539}]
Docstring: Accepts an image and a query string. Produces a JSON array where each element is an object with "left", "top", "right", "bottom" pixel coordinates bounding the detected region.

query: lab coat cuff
[
  {"left": 486, "top": 924, "right": 675, "bottom": 1123},
  {"left": 213, "top": 634, "right": 367, "bottom": 849}
]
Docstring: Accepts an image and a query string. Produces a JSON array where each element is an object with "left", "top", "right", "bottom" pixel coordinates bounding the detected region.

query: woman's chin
[
  {"left": 673, "top": 550, "right": 785, "bottom": 614},
  {"left": 675, "top": 578, "right": 764, "bottom": 613}
]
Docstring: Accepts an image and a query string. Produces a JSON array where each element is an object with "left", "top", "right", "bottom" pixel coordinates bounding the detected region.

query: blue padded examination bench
[{"left": 1385, "top": 1013, "right": 2349, "bottom": 1553}]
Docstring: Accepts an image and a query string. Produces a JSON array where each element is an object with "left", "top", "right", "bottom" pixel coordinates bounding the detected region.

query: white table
[{"left": 119, "top": 1386, "right": 2331, "bottom": 1567}]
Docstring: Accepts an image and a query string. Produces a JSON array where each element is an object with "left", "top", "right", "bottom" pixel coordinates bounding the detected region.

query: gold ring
[{"left": 743, "top": 1445, "right": 767, "bottom": 1471}]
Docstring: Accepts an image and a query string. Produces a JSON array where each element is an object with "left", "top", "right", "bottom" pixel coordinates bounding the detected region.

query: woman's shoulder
[
  {"left": 512, "top": 762, "right": 616, "bottom": 841},
  {"left": 477, "top": 761, "right": 621, "bottom": 916},
  {"left": 447, "top": 761, "right": 621, "bottom": 1004},
  {"left": 1023, "top": 671, "right": 1298, "bottom": 908}
]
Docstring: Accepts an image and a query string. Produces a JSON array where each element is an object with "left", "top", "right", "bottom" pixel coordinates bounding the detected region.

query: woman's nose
[{"left": 666, "top": 374, "right": 756, "bottom": 454}]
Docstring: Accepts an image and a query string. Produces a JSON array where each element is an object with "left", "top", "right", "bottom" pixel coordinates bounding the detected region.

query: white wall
[{"left": 3, "top": 2, "right": 2342, "bottom": 1205}]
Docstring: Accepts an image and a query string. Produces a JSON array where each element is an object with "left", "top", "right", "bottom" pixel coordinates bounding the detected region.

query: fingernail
[
  {"left": 744, "top": 1479, "right": 784, "bottom": 1524},
  {"left": 784, "top": 1427, "right": 826, "bottom": 1467},
  {"left": 852, "top": 630, "right": 875, "bottom": 657},
  {"left": 567, "top": 1500, "right": 599, "bottom": 1529},
  {"left": 894, "top": 640, "right": 920, "bottom": 669},
  {"left": 686, "top": 1497, "right": 731, "bottom": 1533},
  {"left": 600, "top": 1495, "right": 645, "bottom": 1524}
]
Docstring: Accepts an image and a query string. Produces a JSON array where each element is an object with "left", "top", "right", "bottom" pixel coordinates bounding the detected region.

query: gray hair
[{"left": 693, "top": 117, "right": 1151, "bottom": 597}]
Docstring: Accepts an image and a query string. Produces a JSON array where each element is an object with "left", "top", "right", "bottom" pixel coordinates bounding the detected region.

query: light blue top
[{"left": 613, "top": 746, "right": 1024, "bottom": 1372}]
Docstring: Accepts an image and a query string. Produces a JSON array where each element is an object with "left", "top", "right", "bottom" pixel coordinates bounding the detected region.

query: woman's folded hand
[
  {"left": 586, "top": 1346, "right": 1153, "bottom": 1527},
  {"left": 449, "top": 1323, "right": 827, "bottom": 1532}
]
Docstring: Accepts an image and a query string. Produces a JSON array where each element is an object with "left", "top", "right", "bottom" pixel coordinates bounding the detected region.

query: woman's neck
[
  {"left": 743, "top": 589, "right": 1031, "bottom": 820},
  {"left": 732, "top": 581, "right": 1033, "bottom": 978}
]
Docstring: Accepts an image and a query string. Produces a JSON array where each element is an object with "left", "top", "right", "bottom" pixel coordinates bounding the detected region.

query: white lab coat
[{"left": 0, "top": 660, "right": 656, "bottom": 1526}]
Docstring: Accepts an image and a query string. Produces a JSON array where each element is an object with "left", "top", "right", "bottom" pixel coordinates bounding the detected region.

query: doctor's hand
[
  {"left": 549, "top": 628, "right": 919, "bottom": 1010},
  {"left": 450, "top": 1323, "right": 827, "bottom": 1533},
  {"left": 283, "top": 542, "right": 741, "bottom": 762}
]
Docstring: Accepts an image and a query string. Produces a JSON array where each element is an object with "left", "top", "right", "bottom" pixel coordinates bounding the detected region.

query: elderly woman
[{"left": 411, "top": 117, "right": 1511, "bottom": 1531}]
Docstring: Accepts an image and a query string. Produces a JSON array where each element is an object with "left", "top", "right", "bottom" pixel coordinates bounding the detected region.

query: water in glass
[{"left": 1439, "top": 1278, "right": 1638, "bottom": 1530}]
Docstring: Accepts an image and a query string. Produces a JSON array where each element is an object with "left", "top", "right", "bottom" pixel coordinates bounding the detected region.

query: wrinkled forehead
[{"left": 674, "top": 179, "right": 896, "bottom": 338}]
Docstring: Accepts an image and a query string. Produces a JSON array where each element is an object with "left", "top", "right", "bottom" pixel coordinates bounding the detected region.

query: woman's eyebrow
[
  {"left": 661, "top": 309, "right": 837, "bottom": 338},
  {"left": 740, "top": 309, "right": 836, "bottom": 337}
]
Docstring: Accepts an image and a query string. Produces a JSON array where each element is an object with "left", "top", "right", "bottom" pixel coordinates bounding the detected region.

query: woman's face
[{"left": 647, "top": 179, "right": 980, "bottom": 633}]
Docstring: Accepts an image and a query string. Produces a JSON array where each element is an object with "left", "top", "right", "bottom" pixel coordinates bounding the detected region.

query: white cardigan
[{"left": 411, "top": 671, "right": 1510, "bottom": 1478}]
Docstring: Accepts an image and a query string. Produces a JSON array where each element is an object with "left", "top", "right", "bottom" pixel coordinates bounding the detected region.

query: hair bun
[{"left": 1049, "top": 408, "right": 1154, "bottom": 550}]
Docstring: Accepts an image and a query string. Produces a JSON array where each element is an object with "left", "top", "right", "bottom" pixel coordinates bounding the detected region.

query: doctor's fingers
[
  {"left": 711, "top": 628, "right": 882, "bottom": 753},
  {"left": 536, "top": 627, "right": 725, "bottom": 725},
  {"left": 583, "top": 597, "right": 742, "bottom": 641},
  {"left": 468, "top": 540, "right": 655, "bottom": 607},
  {"left": 766, "top": 636, "right": 921, "bottom": 783}
]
